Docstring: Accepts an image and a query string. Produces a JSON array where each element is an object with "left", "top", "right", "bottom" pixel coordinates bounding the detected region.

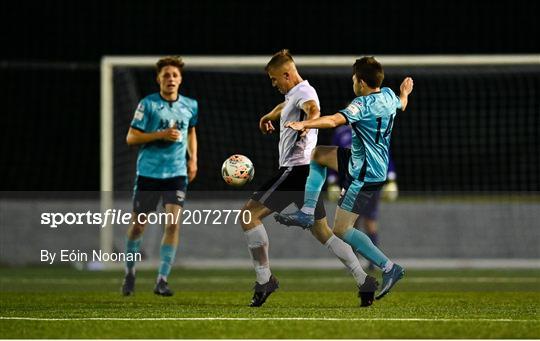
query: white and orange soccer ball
[{"left": 221, "top": 154, "right": 255, "bottom": 187}]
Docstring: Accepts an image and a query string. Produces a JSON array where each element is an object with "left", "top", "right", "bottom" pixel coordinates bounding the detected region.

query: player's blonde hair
[
  {"left": 156, "top": 56, "right": 185, "bottom": 75},
  {"left": 265, "top": 49, "right": 294, "bottom": 72}
]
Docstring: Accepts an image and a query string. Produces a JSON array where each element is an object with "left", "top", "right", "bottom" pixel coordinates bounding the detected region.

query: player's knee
[
  {"left": 364, "top": 219, "right": 377, "bottom": 234},
  {"left": 240, "top": 201, "right": 252, "bottom": 213},
  {"left": 332, "top": 225, "right": 349, "bottom": 239},
  {"left": 311, "top": 146, "right": 324, "bottom": 162},
  {"left": 130, "top": 222, "right": 146, "bottom": 238},
  {"left": 241, "top": 209, "right": 259, "bottom": 229},
  {"left": 164, "top": 222, "right": 179, "bottom": 236},
  {"left": 240, "top": 205, "right": 261, "bottom": 230},
  {"left": 311, "top": 219, "right": 333, "bottom": 244}
]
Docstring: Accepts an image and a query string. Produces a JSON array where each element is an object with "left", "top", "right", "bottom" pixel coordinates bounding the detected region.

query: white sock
[
  {"left": 125, "top": 267, "right": 135, "bottom": 275},
  {"left": 383, "top": 261, "right": 394, "bottom": 273},
  {"left": 157, "top": 274, "right": 167, "bottom": 283},
  {"left": 301, "top": 206, "right": 315, "bottom": 215},
  {"left": 325, "top": 235, "right": 367, "bottom": 285},
  {"left": 254, "top": 266, "right": 272, "bottom": 285},
  {"left": 244, "top": 224, "right": 271, "bottom": 284}
]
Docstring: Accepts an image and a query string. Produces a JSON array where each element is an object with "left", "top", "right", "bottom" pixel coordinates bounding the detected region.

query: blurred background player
[
  {"left": 327, "top": 126, "right": 399, "bottom": 269},
  {"left": 121, "top": 56, "right": 198, "bottom": 296},
  {"left": 276, "top": 57, "right": 413, "bottom": 300},
  {"left": 241, "top": 50, "right": 376, "bottom": 307}
]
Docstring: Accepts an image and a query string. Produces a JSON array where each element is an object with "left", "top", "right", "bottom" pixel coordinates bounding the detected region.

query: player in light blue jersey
[
  {"left": 121, "top": 56, "right": 198, "bottom": 297},
  {"left": 276, "top": 57, "right": 413, "bottom": 303},
  {"left": 328, "top": 126, "right": 399, "bottom": 270}
]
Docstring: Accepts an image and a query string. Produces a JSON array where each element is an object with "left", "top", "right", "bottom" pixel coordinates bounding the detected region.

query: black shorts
[
  {"left": 132, "top": 175, "right": 188, "bottom": 214},
  {"left": 336, "top": 147, "right": 385, "bottom": 215},
  {"left": 251, "top": 165, "right": 326, "bottom": 220}
]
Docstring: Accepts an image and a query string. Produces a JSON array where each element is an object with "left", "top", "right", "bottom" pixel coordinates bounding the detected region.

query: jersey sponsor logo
[
  {"left": 345, "top": 102, "right": 361, "bottom": 115},
  {"left": 134, "top": 110, "right": 144, "bottom": 121},
  {"left": 158, "top": 119, "right": 185, "bottom": 130},
  {"left": 134, "top": 103, "right": 145, "bottom": 120}
]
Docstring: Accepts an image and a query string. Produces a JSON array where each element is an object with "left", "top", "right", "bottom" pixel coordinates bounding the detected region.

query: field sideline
[{"left": 0, "top": 267, "right": 538, "bottom": 338}]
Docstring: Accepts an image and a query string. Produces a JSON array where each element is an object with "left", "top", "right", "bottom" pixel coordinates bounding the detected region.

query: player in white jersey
[{"left": 241, "top": 50, "right": 377, "bottom": 307}]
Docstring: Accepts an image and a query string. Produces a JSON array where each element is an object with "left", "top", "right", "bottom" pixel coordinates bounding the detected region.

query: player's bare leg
[
  {"left": 310, "top": 218, "right": 333, "bottom": 244},
  {"left": 122, "top": 214, "right": 148, "bottom": 296},
  {"left": 161, "top": 203, "right": 182, "bottom": 246},
  {"left": 241, "top": 200, "right": 279, "bottom": 307},
  {"left": 311, "top": 146, "right": 339, "bottom": 171},
  {"left": 363, "top": 219, "right": 378, "bottom": 243},
  {"left": 153, "top": 203, "right": 182, "bottom": 296},
  {"left": 332, "top": 207, "right": 360, "bottom": 239},
  {"left": 241, "top": 199, "right": 273, "bottom": 231}
]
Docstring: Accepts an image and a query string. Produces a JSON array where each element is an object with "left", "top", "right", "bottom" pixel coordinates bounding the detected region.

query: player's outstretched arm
[
  {"left": 259, "top": 102, "right": 285, "bottom": 134},
  {"left": 126, "top": 127, "right": 180, "bottom": 146},
  {"left": 187, "top": 127, "right": 198, "bottom": 182},
  {"left": 285, "top": 113, "right": 347, "bottom": 131},
  {"left": 399, "top": 77, "right": 414, "bottom": 111}
]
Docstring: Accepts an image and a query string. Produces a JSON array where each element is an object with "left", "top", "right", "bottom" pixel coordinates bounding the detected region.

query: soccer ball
[{"left": 221, "top": 154, "right": 255, "bottom": 187}]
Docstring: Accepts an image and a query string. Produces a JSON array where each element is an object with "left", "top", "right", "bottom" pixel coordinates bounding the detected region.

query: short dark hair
[
  {"left": 353, "top": 56, "right": 384, "bottom": 88},
  {"left": 156, "top": 56, "right": 185, "bottom": 75},
  {"left": 265, "top": 49, "right": 294, "bottom": 72}
]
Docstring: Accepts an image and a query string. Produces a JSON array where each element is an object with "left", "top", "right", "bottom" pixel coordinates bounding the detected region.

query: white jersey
[{"left": 278, "top": 80, "right": 319, "bottom": 167}]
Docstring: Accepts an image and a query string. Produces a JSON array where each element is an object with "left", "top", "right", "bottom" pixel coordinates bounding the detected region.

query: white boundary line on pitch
[
  {"left": 0, "top": 317, "right": 536, "bottom": 322},
  {"left": 95, "top": 258, "right": 540, "bottom": 270},
  {"left": 2, "top": 277, "right": 539, "bottom": 284}
]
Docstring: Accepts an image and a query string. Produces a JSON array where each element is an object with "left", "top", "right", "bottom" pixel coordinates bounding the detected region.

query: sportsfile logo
[
  {"left": 40, "top": 209, "right": 252, "bottom": 228},
  {"left": 40, "top": 209, "right": 180, "bottom": 228}
]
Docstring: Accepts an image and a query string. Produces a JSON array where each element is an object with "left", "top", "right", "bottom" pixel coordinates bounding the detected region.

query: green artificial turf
[{"left": 1, "top": 267, "right": 538, "bottom": 338}]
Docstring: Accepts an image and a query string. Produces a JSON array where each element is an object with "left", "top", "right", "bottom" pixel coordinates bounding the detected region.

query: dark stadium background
[{"left": 1, "top": 0, "right": 538, "bottom": 191}]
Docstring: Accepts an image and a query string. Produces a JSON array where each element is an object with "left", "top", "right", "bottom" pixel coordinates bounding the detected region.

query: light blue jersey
[
  {"left": 338, "top": 87, "right": 401, "bottom": 183},
  {"left": 130, "top": 93, "right": 198, "bottom": 179}
]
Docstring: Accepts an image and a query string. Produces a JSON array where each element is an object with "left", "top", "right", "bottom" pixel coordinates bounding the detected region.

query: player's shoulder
[
  {"left": 341, "top": 96, "right": 365, "bottom": 116},
  {"left": 142, "top": 92, "right": 161, "bottom": 102},
  {"left": 293, "top": 80, "right": 319, "bottom": 101},
  {"left": 351, "top": 95, "right": 366, "bottom": 107},
  {"left": 140, "top": 93, "right": 162, "bottom": 106},
  {"left": 136, "top": 93, "right": 161, "bottom": 112},
  {"left": 381, "top": 87, "right": 398, "bottom": 98},
  {"left": 297, "top": 80, "right": 317, "bottom": 94},
  {"left": 180, "top": 94, "right": 198, "bottom": 109}
]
